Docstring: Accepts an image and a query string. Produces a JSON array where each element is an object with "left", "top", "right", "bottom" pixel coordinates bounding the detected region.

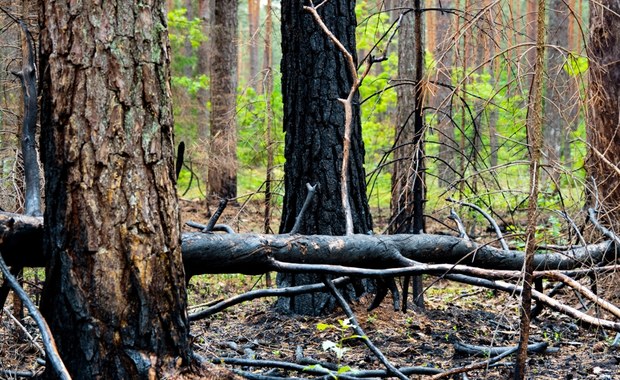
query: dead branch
[
  {"left": 289, "top": 183, "right": 317, "bottom": 234},
  {"left": 0, "top": 253, "right": 71, "bottom": 380},
  {"left": 188, "top": 277, "right": 352, "bottom": 320},
  {"left": 323, "top": 276, "right": 408, "bottom": 380},
  {"left": 447, "top": 197, "right": 508, "bottom": 250},
  {"left": 432, "top": 342, "right": 549, "bottom": 379}
]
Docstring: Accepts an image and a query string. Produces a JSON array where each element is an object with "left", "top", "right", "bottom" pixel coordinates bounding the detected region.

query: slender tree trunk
[
  {"left": 209, "top": 0, "right": 238, "bottom": 199},
  {"left": 587, "top": 0, "right": 620, "bottom": 226},
  {"left": 248, "top": 0, "right": 260, "bottom": 89},
  {"left": 390, "top": 0, "right": 425, "bottom": 309},
  {"left": 433, "top": 0, "right": 457, "bottom": 186},
  {"left": 38, "top": 0, "right": 190, "bottom": 377},
  {"left": 543, "top": 0, "right": 570, "bottom": 186},
  {"left": 197, "top": 0, "right": 211, "bottom": 137},
  {"left": 278, "top": 0, "right": 373, "bottom": 315},
  {"left": 263, "top": 0, "right": 274, "bottom": 287},
  {"left": 183, "top": 0, "right": 195, "bottom": 77},
  {"left": 515, "top": 0, "right": 545, "bottom": 376}
]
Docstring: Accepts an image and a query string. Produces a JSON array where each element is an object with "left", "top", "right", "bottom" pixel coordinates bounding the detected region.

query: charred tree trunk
[
  {"left": 208, "top": 0, "right": 238, "bottom": 199},
  {"left": 38, "top": 0, "right": 190, "bottom": 377},
  {"left": 587, "top": 0, "right": 620, "bottom": 226},
  {"left": 12, "top": 19, "right": 40, "bottom": 217},
  {"left": 278, "top": 0, "right": 373, "bottom": 315}
]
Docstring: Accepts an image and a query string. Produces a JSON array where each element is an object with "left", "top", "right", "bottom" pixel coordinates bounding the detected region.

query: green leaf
[
  {"left": 337, "top": 366, "right": 353, "bottom": 374},
  {"left": 563, "top": 53, "right": 589, "bottom": 76},
  {"left": 317, "top": 322, "right": 333, "bottom": 331},
  {"left": 338, "top": 318, "right": 352, "bottom": 329}
]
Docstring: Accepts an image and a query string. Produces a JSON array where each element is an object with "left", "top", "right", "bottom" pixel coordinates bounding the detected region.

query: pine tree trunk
[
  {"left": 248, "top": 0, "right": 260, "bottom": 88},
  {"left": 208, "top": 0, "right": 238, "bottom": 199},
  {"left": 38, "top": 0, "right": 190, "bottom": 377},
  {"left": 277, "top": 0, "right": 373, "bottom": 315},
  {"left": 543, "top": 0, "right": 570, "bottom": 185},
  {"left": 587, "top": 0, "right": 620, "bottom": 226}
]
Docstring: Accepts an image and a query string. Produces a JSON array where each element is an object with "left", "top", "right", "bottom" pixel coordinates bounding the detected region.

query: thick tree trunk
[
  {"left": 38, "top": 0, "right": 190, "bottom": 377},
  {"left": 208, "top": 0, "right": 238, "bottom": 199},
  {"left": 587, "top": 0, "right": 620, "bottom": 226},
  {"left": 278, "top": 0, "right": 373, "bottom": 315}
]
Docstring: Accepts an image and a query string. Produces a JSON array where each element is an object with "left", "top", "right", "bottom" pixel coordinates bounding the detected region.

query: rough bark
[
  {"left": 278, "top": 0, "right": 373, "bottom": 315},
  {"left": 587, "top": 0, "right": 620, "bottom": 226},
  {"left": 208, "top": 0, "right": 238, "bottom": 199},
  {"left": 37, "top": 0, "right": 190, "bottom": 377},
  {"left": 390, "top": 0, "right": 424, "bottom": 236}
]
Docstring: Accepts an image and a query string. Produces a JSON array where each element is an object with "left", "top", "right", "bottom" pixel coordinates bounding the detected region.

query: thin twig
[
  {"left": 185, "top": 221, "right": 235, "bottom": 234},
  {"left": 0, "top": 253, "right": 71, "bottom": 380},
  {"left": 449, "top": 208, "right": 470, "bottom": 240},
  {"left": 3, "top": 306, "right": 44, "bottom": 355},
  {"left": 432, "top": 342, "right": 549, "bottom": 379},
  {"left": 289, "top": 183, "right": 317, "bottom": 234},
  {"left": 447, "top": 197, "right": 508, "bottom": 250},
  {"left": 188, "top": 277, "right": 351, "bottom": 321},
  {"left": 588, "top": 208, "right": 620, "bottom": 245}
]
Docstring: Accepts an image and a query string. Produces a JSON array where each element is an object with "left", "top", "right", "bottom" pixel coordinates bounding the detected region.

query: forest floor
[{"left": 0, "top": 199, "right": 619, "bottom": 379}]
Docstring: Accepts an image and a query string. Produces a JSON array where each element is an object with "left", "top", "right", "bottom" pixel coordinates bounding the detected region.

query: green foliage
[
  {"left": 563, "top": 53, "right": 589, "bottom": 76},
  {"left": 237, "top": 81, "right": 285, "bottom": 168},
  {"left": 167, "top": 8, "right": 207, "bottom": 75},
  {"left": 308, "top": 318, "right": 365, "bottom": 378}
]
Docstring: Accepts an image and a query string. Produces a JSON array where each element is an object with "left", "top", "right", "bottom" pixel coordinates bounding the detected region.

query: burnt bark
[
  {"left": 278, "top": 0, "right": 372, "bottom": 315},
  {"left": 587, "top": 0, "right": 620, "bottom": 226},
  {"left": 2, "top": 213, "right": 615, "bottom": 279},
  {"left": 37, "top": 0, "right": 190, "bottom": 377},
  {"left": 12, "top": 20, "right": 41, "bottom": 217}
]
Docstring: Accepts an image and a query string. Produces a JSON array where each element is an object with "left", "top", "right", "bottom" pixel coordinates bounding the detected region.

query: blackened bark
[
  {"left": 278, "top": 0, "right": 372, "bottom": 315},
  {"left": 12, "top": 21, "right": 41, "bottom": 217},
  {"left": 38, "top": 0, "right": 190, "bottom": 378},
  {"left": 587, "top": 0, "right": 620, "bottom": 226},
  {"left": 1, "top": 214, "right": 617, "bottom": 278}
]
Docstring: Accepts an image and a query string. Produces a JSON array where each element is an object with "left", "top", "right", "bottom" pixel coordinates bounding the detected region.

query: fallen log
[
  {"left": 1, "top": 211, "right": 618, "bottom": 278},
  {"left": 181, "top": 232, "right": 617, "bottom": 277}
]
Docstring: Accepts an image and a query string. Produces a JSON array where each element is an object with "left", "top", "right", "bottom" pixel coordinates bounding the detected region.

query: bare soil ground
[{"left": 0, "top": 200, "right": 619, "bottom": 379}]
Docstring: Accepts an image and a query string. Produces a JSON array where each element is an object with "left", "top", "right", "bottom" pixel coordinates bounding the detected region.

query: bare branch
[{"left": 0, "top": 253, "right": 71, "bottom": 380}]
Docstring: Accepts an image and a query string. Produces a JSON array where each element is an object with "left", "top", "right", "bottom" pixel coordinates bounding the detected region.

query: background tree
[
  {"left": 390, "top": 0, "right": 425, "bottom": 309},
  {"left": 587, "top": 0, "right": 620, "bottom": 225},
  {"left": 277, "top": 0, "right": 373, "bottom": 315},
  {"left": 209, "top": 0, "right": 239, "bottom": 199},
  {"left": 38, "top": 0, "right": 190, "bottom": 377}
]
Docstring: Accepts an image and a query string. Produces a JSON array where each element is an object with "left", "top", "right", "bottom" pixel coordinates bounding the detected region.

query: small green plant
[{"left": 304, "top": 318, "right": 365, "bottom": 379}]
